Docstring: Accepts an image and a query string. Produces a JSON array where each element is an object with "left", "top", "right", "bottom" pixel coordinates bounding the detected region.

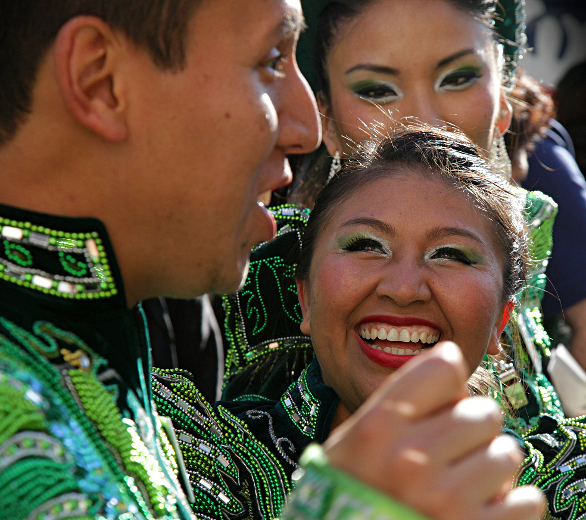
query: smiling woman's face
[
  {"left": 321, "top": 0, "right": 510, "bottom": 154},
  {"left": 297, "top": 171, "right": 506, "bottom": 421}
]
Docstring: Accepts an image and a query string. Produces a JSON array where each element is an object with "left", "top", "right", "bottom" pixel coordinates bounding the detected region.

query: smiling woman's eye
[
  {"left": 342, "top": 236, "right": 386, "bottom": 253},
  {"left": 430, "top": 247, "right": 476, "bottom": 265},
  {"left": 351, "top": 81, "right": 401, "bottom": 102},
  {"left": 438, "top": 68, "right": 482, "bottom": 91}
]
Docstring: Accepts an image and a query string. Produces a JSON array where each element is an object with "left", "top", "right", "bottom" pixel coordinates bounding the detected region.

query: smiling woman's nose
[{"left": 376, "top": 261, "right": 432, "bottom": 306}]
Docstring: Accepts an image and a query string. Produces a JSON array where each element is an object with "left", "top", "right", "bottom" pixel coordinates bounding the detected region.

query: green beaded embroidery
[
  {"left": 0, "top": 216, "right": 117, "bottom": 300},
  {"left": 58, "top": 252, "right": 89, "bottom": 277},
  {"left": 501, "top": 189, "right": 563, "bottom": 434},
  {"left": 519, "top": 417, "right": 586, "bottom": 519},
  {"left": 223, "top": 206, "right": 312, "bottom": 392},
  {"left": 153, "top": 369, "right": 292, "bottom": 520},
  {"left": 3, "top": 241, "right": 33, "bottom": 267},
  {"left": 281, "top": 366, "right": 321, "bottom": 437},
  {"left": 0, "top": 317, "right": 181, "bottom": 519}
]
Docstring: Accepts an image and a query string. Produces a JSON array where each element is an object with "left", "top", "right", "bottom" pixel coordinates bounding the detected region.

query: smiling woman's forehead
[{"left": 325, "top": 174, "right": 496, "bottom": 245}]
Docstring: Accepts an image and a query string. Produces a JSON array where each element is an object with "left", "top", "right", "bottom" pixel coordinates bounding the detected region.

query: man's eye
[
  {"left": 342, "top": 237, "right": 385, "bottom": 253},
  {"left": 352, "top": 82, "right": 401, "bottom": 102},
  {"left": 430, "top": 247, "right": 475, "bottom": 265},
  {"left": 438, "top": 69, "right": 481, "bottom": 91},
  {"left": 263, "top": 49, "right": 288, "bottom": 76}
]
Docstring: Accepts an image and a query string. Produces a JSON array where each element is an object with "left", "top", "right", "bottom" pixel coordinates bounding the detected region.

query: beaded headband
[{"left": 297, "top": 0, "right": 526, "bottom": 93}]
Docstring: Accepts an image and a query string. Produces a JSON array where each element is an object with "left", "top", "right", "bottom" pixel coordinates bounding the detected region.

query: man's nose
[{"left": 277, "top": 60, "right": 321, "bottom": 155}]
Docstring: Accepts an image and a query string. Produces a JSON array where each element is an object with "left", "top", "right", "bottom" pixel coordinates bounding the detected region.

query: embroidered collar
[
  {"left": 279, "top": 359, "right": 339, "bottom": 443},
  {"left": 0, "top": 203, "right": 150, "bottom": 402},
  {"left": 0, "top": 203, "right": 124, "bottom": 303}
]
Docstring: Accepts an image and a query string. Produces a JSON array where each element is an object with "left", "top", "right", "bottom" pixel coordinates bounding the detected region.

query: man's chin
[
  {"left": 237, "top": 259, "right": 250, "bottom": 291},
  {"left": 213, "top": 258, "right": 250, "bottom": 296}
]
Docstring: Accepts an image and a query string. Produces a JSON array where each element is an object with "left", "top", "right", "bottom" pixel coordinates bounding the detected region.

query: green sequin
[{"left": 153, "top": 369, "right": 291, "bottom": 520}]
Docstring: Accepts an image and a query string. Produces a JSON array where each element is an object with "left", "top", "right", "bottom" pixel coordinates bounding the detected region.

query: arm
[{"left": 286, "top": 342, "right": 544, "bottom": 520}]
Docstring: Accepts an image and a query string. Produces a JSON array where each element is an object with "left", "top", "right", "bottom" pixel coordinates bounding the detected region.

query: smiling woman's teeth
[
  {"left": 371, "top": 345, "right": 423, "bottom": 354},
  {"left": 359, "top": 327, "right": 440, "bottom": 348}
]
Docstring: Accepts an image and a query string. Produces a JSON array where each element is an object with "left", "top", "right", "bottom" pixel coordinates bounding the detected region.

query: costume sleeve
[
  {"left": 519, "top": 414, "right": 586, "bottom": 518},
  {"left": 0, "top": 355, "right": 95, "bottom": 520},
  {"left": 152, "top": 368, "right": 294, "bottom": 520},
  {"left": 522, "top": 126, "right": 586, "bottom": 318},
  {"left": 0, "top": 337, "right": 192, "bottom": 520}
]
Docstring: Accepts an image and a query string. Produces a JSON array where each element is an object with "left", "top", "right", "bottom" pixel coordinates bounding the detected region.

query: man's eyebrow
[
  {"left": 341, "top": 217, "right": 395, "bottom": 235},
  {"left": 279, "top": 8, "right": 306, "bottom": 40}
]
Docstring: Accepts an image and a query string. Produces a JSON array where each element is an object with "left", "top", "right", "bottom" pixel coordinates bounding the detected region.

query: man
[{"left": 0, "top": 1, "right": 542, "bottom": 519}]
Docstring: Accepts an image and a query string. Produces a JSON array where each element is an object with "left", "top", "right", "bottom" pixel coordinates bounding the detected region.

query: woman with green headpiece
[
  {"left": 223, "top": 0, "right": 567, "bottom": 434},
  {"left": 293, "top": 0, "right": 586, "bottom": 387}
]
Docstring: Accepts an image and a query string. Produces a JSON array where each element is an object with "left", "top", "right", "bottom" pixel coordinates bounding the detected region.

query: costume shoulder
[
  {"left": 152, "top": 359, "right": 341, "bottom": 520},
  {"left": 501, "top": 187, "right": 563, "bottom": 434},
  {"left": 152, "top": 367, "right": 294, "bottom": 520},
  {"left": 0, "top": 317, "right": 187, "bottom": 519}
]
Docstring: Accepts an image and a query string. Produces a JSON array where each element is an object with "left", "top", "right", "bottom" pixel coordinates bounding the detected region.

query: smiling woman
[{"left": 295, "top": 127, "right": 526, "bottom": 425}]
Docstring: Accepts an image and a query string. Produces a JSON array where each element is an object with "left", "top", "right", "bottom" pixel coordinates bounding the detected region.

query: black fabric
[{"left": 142, "top": 295, "right": 226, "bottom": 402}]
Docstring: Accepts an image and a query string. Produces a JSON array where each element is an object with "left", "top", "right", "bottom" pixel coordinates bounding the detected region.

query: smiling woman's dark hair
[{"left": 296, "top": 126, "right": 530, "bottom": 305}]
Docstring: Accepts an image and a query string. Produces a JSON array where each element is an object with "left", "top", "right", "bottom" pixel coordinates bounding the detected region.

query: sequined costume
[
  {"left": 0, "top": 204, "right": 195, "bottom": 520},
  {"left": 155, "top": 352, "right": 586, "bottom": 520},
  {"left": 223, "top": 194, "right": 564, "bottom": 434},
  {"left": 152, "top": 359, "right": 337, "bottom": 520}
]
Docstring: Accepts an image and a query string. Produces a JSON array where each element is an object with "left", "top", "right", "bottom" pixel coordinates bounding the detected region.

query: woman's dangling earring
[
  {"left": 490, "top": 127, "right": 512, "bottom": 180},
  {"left": 327, "top": 151, "right": 341, "bottom": 183}
]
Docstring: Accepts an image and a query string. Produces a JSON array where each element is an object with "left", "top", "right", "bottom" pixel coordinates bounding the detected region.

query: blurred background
[{"left": 523, "top": 0, "right": 585, "bottom": 85}]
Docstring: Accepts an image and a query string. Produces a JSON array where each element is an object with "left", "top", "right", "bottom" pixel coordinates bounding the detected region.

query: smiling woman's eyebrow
[
  {"left": 436, "top": 49, "right": 476, "bottom": 69},
  {"left": 345, "top": 64, "right": 399, "bottom": 76},
  {"left": 427, "top": 226, "right": 485, "bottom": 245},
  {"left": 341, "top": 217, "right": 395, "bottom": 235}
]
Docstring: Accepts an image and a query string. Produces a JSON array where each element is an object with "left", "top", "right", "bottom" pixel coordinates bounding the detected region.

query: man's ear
[
  {"left": 296, "top": 279, "right": 311, "bottom": 336},
  {"left": 54, "top": 16, "right": 128, "bottom": 142},
  {"left": 487, "top": 301, "right": 514, "bottom": 355},
  {"left": 318, "top": 94, "right": 342, "bottom": 157},
  {"left": 496, "top": 91, "right": 513, "bottom": 135}
]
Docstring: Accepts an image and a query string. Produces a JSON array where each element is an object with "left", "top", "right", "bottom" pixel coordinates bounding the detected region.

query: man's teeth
[{"left": 360, "top": 327, "right": 440, "bottom": 345}]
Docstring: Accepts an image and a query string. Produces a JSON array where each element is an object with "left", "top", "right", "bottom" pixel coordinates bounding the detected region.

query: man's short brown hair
[{"left": 0, "top": 0, "right": 200, "bottom": 145}]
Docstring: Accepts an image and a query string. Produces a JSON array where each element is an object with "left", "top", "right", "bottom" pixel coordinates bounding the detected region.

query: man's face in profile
[{"left": 123, "top": 0, "right": 319, "bottom": 298}]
